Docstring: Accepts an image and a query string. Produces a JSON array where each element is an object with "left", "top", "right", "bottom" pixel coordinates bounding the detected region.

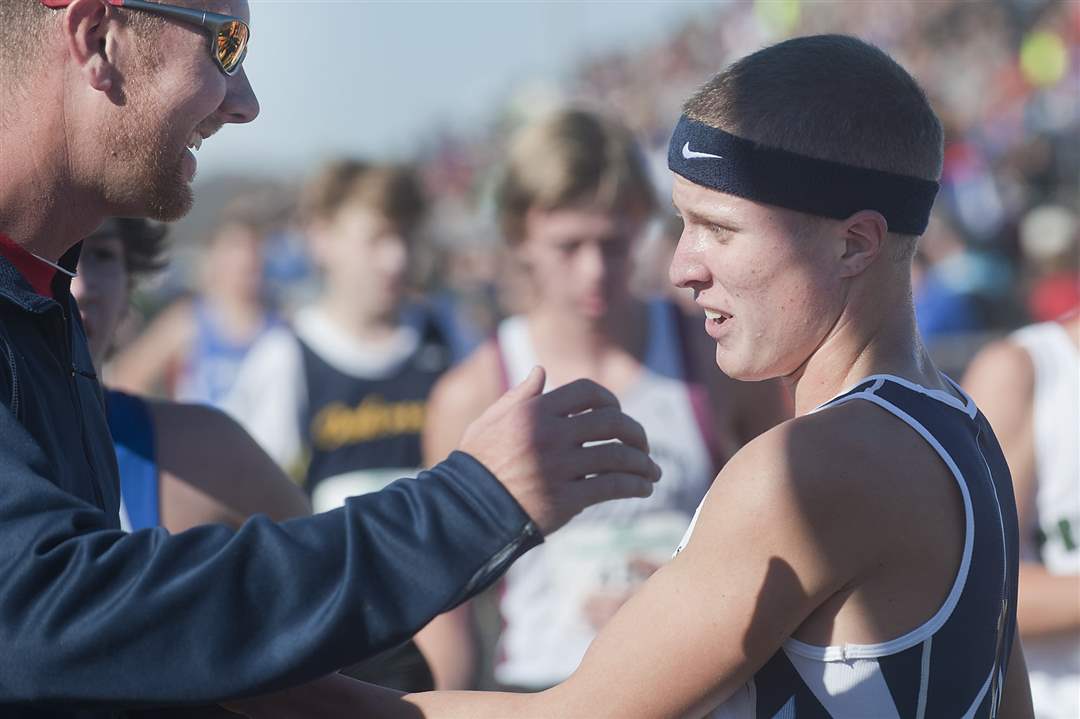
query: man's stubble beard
[{"left": 102, "top": 59, "right": 194, "bottom": 222}]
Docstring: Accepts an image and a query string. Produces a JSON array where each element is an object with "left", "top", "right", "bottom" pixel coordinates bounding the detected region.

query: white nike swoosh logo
[{"left": 682, "top": 142, "right": 724, "bottom": 160}]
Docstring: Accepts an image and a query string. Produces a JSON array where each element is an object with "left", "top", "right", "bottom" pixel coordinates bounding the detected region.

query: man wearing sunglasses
[{"left": 0, "top": 2, "right": 661, "bottom": 717}]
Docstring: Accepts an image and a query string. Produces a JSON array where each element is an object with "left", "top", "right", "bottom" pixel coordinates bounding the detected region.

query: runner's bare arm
[
  {"left": 148, "top": 399, "right": 311, "bottom": 531},
  {"left": 107, "top": 298, "right": 196, "bottom": 395},
  {"left": 421, "top": 343, "right": 505, "bottom": 472},
  {"left": 228, "top": 416, "right": 879, "bottom": 719}
]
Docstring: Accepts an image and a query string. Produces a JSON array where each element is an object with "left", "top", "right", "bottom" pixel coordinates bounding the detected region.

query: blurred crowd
[
  {"left": 420, "top": 0, "right": 1078, "bottom": 365},
  {"left": 94, "top": 0, "right": 1077, "bottom": 711},
  {"left": 115, "top": 0, "right": 1077, "bottom": 388}
]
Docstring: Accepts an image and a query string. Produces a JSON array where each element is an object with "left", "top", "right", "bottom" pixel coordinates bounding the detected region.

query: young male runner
[
  {"left": 964, "top": 314, "right": 1079, "bottom": 719},
  {"left": 419, "top": 108, "right": 788, "bottom": 691},
  {"left": 226, "top": 160, "right": 455, "bottom": 690},
  {"left": 109, "top": 199, "right": 281, "bottom": 407},
  {"left": 226, "top": 160, "right": 451, "bottom": 513},
  {"left": 230, "top": 33, "right": 1034, "bottom": 719},
  {"left": 0, "top": 2, "right": 659, "bottom": 715}
]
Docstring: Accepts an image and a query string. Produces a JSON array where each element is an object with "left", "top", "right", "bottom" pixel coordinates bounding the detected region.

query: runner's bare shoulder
[{"left": 423, "top": 340, "right": 507, "bottom": 464}]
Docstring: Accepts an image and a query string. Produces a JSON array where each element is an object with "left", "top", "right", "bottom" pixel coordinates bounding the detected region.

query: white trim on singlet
[
  {"left": 915, "top": 637, "right": 932, "bottom": 719},
  {"left": 840, "top": 372, "right": 978, "bottom": 418},
  {"left": 785, "top": 375, "right": 976, "bottom": 661}
]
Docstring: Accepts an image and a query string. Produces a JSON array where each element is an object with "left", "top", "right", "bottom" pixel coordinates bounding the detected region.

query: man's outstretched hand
[{"left": 459, "top": 367, "right": 661, "bottom": 535}]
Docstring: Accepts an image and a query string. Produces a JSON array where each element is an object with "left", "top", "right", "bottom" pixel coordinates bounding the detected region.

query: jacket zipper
[
  {"left": 3, "top": 338, "right": 19, "bottom": 419},
  {"left": 55, "top": 305, "right": 105, "bottom": 509}
]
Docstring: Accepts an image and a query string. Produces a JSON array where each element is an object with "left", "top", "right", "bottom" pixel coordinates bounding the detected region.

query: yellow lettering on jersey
[{"left": 310, "top": 395, "right": 427, "bottom": 450}]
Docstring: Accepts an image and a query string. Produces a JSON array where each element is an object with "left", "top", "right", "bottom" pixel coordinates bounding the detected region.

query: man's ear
[
  {"left": 63, "top": 0, "right": 118, "bottom": 93},
  {"left": 838, "top": 210, "right": 887, "bottom": 278}
]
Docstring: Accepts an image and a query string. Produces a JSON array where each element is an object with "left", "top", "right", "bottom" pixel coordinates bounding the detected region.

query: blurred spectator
[
  {"left": 419, "top": 108, "right": 790, "bottom": 692},
  {"left": 225, "top": 160, "right": 451, "bottom": 507},
  {"left": 412, "top": 0, "right": 1076, "bottom": 359},
  {"left": 1020, "top": 203, "right": 1079, "bottom": 321},
  {"left": 963, "top": 312, "right": 1080, "bottom": 719},
  {"left": 912, "top": 213, "right": 1013, "bottom": 339},
  {"left": 224, "top": 159, "right": 452, "bottom": 691},
  {"left": 109, "top": 194, "right": 283, "bottom": 406},
  {"left": 632, "top": 213, "right": 700, "bottom": 317},
  {"left": 124, "top": 1, "right": 1074, "bottom": 379},
  {"left": 76, "top": 218, "right": 309, "bottom": 532}
]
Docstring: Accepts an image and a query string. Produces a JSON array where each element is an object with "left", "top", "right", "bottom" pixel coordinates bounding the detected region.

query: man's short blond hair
[
  {"left": 1, "top": 3, "right": 55, "bottom": 81},
  {"left": 1, "top": 2, "right": 163, "bottom": 89},
  {"left": 495, "top": 108, "right": 656, "bottom": 245}
]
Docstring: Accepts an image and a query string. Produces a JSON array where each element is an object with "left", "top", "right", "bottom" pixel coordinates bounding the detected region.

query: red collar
[{"left": 0, "top": 234, "right": 57, "bottom": 298}]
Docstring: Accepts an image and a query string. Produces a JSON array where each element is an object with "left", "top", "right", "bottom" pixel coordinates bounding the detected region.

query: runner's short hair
[
  {"left": 495, "top": 108, "right": 656, "bottom": 245},
  {"left": 683, "top": 34, "right": 943, "bottom": 258},
  {"left": 301, "top": 160, "right": 428, "bottom": 234},
  {"left": 89, "top": 218, "right": 169, "bottom": 286}
]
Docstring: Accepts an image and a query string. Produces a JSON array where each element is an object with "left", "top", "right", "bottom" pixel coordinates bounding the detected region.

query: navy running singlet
[
  {"left": 679, "top": 375, "right": 1020, "bottom": 719},
  {"left": 298, "top": 312, "right": 452, "bottom": 511}
]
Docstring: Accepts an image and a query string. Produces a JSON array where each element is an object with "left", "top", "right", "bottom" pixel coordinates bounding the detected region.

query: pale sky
[{"left": 194, "top": 0, "right": 713, "bottom": 181}]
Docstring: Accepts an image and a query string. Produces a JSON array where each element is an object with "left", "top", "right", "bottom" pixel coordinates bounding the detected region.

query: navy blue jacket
[{"left": 0, "top": 250, "right": 540, "bottom": 717}]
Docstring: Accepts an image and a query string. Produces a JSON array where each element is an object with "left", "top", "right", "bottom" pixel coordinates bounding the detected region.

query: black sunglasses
[{"left": 42, "top": 0, "right": 249, "bottom": 76}]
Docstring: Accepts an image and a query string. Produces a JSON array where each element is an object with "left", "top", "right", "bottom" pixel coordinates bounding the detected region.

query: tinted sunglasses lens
[{"left": 216, "top": 21, "right": 248, "bottom": 74}]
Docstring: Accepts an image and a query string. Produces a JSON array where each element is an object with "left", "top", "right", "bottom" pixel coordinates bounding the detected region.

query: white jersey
[
  {"left": 494, "top": 299, "right": 718, "bottom": 688},
  {"left": 1010, "top": 321, "right": 1080, "bottom": 719}
]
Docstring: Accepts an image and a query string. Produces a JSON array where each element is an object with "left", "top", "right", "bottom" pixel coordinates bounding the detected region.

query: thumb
[{"left": 501, "top": 365, "right": 546, "bottom": 405}]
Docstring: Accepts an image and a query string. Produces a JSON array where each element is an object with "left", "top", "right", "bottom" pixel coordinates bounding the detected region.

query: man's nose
[
  {"left": 668, "top": 232, "right": 708, "bottom": 290},
  {"left": 219, "top": 67, "right": 260, "bottom": 125}
]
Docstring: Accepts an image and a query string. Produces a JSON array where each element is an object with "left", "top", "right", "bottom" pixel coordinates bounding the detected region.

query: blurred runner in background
[
  {"left": 964, "top": 312, "right": 1080, "bottom": 719},
  {"left": 110, "top": 195, "right": 282, "bottom": 407},
  {"left": 226, "top": 161, "right": 452, "bottom": 511},
  {"left": 74, "top": 218, "right": 310, "bottom": 532},
  {"left": 418, "top": 107, "right": 789, "bottom": 691},
  {"left": 224, "top": 161, "right": 457, "bottom": 690}
]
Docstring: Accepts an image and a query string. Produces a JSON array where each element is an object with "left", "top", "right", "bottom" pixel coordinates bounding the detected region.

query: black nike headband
[{"left": 668, "top": 116, "right": 939, "bottom": 236}]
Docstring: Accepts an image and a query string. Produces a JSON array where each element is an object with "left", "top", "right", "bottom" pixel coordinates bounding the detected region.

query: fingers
[
  {"left": 564, "top": 407, "right": 649, "bottom": 453},
  {"left": 571, "top": 472, "right": 656, "bottom": 508},
  {"left": 541, "top": 378, "right": 620, "bottom": 416},
  {"left": 570, "top": 442, "right": 661, "bottom": 483}
]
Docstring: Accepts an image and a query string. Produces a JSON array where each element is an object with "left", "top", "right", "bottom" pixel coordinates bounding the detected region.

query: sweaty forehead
[{"left": 672, "top": 174, "right": 810, "bottom": 237}]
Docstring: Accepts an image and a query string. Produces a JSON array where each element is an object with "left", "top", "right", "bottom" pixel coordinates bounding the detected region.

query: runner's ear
[{"left": 837, "top": 210, "right": 887, "bottom": 278}]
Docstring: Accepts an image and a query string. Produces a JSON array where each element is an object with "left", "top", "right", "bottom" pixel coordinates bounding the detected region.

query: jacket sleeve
[{"left": 0, "top": 381, "right": 540, "bottom": 706}]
